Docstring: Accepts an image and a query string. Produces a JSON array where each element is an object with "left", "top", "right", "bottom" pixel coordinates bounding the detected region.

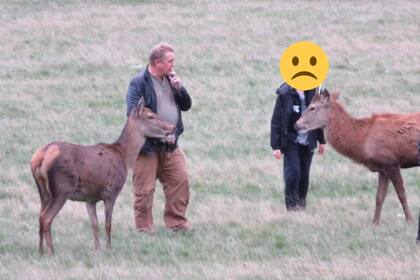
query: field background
[{"left": 1, "top": 0, "right": 420, "bottom": 279}]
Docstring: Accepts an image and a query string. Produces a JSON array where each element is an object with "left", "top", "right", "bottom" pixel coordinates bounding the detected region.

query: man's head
[{"left": 149, "top": 43, "right": 175, "bottom": 78}]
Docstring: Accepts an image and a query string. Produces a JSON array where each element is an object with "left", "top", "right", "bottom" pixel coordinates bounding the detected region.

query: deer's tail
[
  {"left": 31, "top": 145, "right": 52, "bottom": 211},
  {"left": 31, "top": 144, "right": 56, "bottom": 255}
]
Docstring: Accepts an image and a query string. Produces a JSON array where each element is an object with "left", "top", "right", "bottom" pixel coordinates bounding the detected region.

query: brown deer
[
  {"left": 295, "top": 90, "right": 419, "bottom": 225},
  {"left": 31, "top": 98, "right": 176, "bottom": 255}
]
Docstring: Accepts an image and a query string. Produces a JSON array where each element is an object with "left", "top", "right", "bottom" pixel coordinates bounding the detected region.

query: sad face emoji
[{"left": 279, "top": 41, "right": 329, "bottom": 90}]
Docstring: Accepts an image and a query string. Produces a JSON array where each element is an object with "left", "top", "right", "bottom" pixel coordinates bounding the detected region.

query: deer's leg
[
  {"left": 385, "top": 166, "right": 414, "bottom": 223},
  {"left": 39, "top": 200, "right": 53, "bottom": 255},
  {"left": 104, "top": 198, "right": 116, "bottom": 249},
  {"left": 34, "top": 176, "right": 50, "bottom": 256},
  {"left": 39, "top": 204, "right": 48, "bottom": 256},
  {"left": 373, "top": 171, "right": 389, "bottom": 225},
  {"left": 39, "top": 217, "right": 44, "bottom": 255},
  {"left": 417, "top": 209, "right": 420, "bottom": 243},
  {"left": 41, "top": 196, "right": 67, "bottom": 255},
  {"left": 86, "top": 202, "right": 100, "bottom": 250}
]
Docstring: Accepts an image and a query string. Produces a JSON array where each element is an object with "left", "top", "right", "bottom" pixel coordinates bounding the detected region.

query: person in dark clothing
[
  {"left": 271, "top": 83, "right": 326, "bottom": 211},
  {"left": 126, "top": 43, "right": 192, "bottom": 233}
]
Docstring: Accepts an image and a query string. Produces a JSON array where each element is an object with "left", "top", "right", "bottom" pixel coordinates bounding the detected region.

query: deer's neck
[
  {"left": 326, "top": 102, "right": 370, "bottom": 164},
  {"left": 114, "top": 121, "right": 145, "bottom": 168}
]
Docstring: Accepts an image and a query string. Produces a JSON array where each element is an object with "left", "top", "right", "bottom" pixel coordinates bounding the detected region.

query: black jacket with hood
[{"left": 270, "top": 83, "right": 325, "bottom": 152}]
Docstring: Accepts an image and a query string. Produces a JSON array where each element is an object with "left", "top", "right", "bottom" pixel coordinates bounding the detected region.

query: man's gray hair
[{"left": 149, "top": 43, "right": 174, "bottom": 65}]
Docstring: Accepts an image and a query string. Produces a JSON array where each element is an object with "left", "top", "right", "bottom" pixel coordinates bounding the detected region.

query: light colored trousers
[{"left": 132, "top": 148, "right": 189, "bottom": 230}]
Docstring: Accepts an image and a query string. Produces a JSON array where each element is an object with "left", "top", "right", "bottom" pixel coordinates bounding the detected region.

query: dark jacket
[
  {"left": 126, "top": 67, "right": 191, "bottom": 154},
  {"left": 270, "top": 83, "right": 326, "bottom": 152}
]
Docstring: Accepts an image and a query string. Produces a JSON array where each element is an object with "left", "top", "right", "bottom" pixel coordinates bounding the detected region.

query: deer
[
  {"left": 30, "top": 98, "right": 176, "bottom": 255},
  {"left": 295, "top": 90, "right": 419, "bottom": 225},
  {"left": 417, "top": 210, "right": 420, "bottom": 244}
]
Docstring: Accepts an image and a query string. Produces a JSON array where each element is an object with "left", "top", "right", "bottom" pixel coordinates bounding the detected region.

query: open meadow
[{"left": 1, "top": 0, "right": 420, "bottom": 279}]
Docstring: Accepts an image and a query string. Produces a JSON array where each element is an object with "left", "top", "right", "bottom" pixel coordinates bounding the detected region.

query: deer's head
[
  {"left": 295, "top": 89, "right": 339, "bottom": 133},
  {"left": 129, "top": 97, "right": 176, "bottom": 143}
]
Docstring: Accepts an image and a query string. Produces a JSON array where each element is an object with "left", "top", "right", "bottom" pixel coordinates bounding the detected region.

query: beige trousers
[{"left": 132, "top": 147, "right": 189, "bottom": 230}]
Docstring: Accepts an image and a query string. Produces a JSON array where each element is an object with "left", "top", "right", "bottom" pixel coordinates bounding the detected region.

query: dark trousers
[{"left": 283, "top": 142, "right": 314, "bottom": 210}]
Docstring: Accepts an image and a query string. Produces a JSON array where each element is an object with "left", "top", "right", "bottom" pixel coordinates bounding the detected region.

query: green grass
[{"left": 1, "top": 0, "right": 420, "bottom": 279}]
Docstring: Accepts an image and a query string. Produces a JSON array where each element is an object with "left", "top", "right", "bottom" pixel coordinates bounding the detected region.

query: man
[
  {"left": 270, "top": 83, "right": 326, "bottom": 211},
  {"left": 126, "top": 43, "right": 192, "bottom": 233}
]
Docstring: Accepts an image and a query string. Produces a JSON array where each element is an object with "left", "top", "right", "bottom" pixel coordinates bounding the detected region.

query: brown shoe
[
  {"left": 137, "top": 226, "right": 155, "bottom": 235},
  {"left": 171, "top": 222, "right": 193, "bottom": 232}
]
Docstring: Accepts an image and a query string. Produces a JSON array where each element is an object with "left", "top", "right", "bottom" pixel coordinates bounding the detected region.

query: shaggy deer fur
[
  {"left": 296, "top": 90, "right": 419, "bottom": 225},
  {"left": 31, "top": 99, "right": 175, "bottom": 255}
]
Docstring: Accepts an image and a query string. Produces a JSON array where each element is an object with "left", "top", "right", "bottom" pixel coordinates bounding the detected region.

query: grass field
[{"left": 1, "top": 0, "right": 420, "bottom": 279}]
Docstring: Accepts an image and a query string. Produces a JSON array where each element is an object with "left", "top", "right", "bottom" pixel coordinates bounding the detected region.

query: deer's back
[
  {"left": 364, "top": 112, "right": 420, "bottom": 168},
  {"left": 32, "top": 141, "right": 128, "bottom": 201}
]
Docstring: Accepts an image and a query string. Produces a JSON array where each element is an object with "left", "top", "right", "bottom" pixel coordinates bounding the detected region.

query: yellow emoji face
[{"left": 279, "top": 41, "right": 329, "bottom": 91}]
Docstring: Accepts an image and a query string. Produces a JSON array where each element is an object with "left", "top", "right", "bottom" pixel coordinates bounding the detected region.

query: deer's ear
[
  {"left": 136, "top": 97, "right": 145, "bottom": 118},
  {"left": 129, "top": 105, "right": 138, "bottom": 119},
  {"left": 321, "top": 89, "right": 330, "bottom": 102},
  {"left": 129, "top": 97, "right": 145, "bottom": 119}
]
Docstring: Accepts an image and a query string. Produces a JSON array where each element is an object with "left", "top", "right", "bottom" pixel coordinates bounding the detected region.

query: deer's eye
[
  {"left": 310, "top": 107, "right": 316, "bottom": 112},
  {"left": 147, "top": 115, "right": 154, "bottom": 119}
]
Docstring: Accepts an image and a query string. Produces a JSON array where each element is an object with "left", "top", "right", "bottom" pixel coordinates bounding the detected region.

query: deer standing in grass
[
  {"left": 295, "top": 90, "right": 419, "bottom": 225},
  {"left": 31, "top": 98, "right": 176, "bottom": 255}
]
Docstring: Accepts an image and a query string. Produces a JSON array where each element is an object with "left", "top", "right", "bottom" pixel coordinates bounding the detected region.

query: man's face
[{"left": 156, "top": 51, "right": 175, "bottom": 75}]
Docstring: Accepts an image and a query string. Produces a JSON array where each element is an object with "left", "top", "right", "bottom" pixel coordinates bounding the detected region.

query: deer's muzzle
[{"left": 294, "top": 122, "right": 306, "bottom": 132}]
